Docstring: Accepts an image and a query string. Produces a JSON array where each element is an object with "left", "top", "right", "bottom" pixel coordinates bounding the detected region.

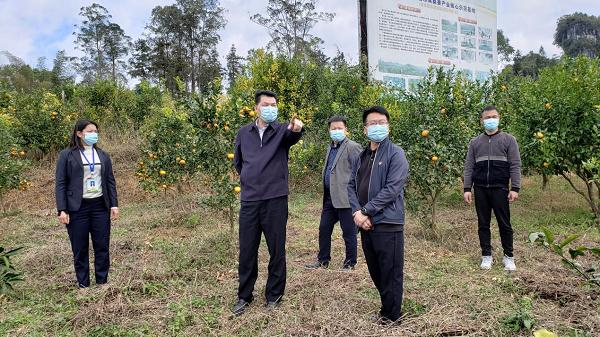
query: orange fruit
[
  {"left": 431, "top": 155, "right": 439, "bottom": 162},
  {"left": 227, "top": 153, "right": 234, "bottom": 160},
  {"left": 234, "top": 186, "right": 241, "bottom": 193},
  {"left": 159, "top": 170, "right": 167, "bottom": 176},
  {"left": 421, "top": 130, "right": 430, "bottom": 137}
]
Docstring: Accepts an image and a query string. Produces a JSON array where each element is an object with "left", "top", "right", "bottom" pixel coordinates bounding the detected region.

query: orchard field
[{"left": 1, "top": 52, "right": 599, "bottom": 336}]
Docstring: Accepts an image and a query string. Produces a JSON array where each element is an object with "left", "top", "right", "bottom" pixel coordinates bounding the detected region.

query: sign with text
[{"left": 365, "top": 0, "right": 497, "bottom": 89}]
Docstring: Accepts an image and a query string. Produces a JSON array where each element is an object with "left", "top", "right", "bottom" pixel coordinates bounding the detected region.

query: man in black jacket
[
  {"left": 348, "top": 106, "right": 409, "bottom": 324},
  {"left": 231, "top": 90, "right": 304, "bottom": 316},
  {"left": 463, "top": 105, "right": 521, "bottom": 271}
]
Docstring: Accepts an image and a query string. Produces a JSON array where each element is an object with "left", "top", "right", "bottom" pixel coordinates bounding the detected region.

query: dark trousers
[
  {"left": 238, "top": 196, "right": 288, "bottom": 302},
  {"left": 66, "top": 197, "right": 111, "bottom": 288},
  {"left": 474, "top": 186, "right": 514, "bottom": 257},
  {"left": 361, "top": 229, "right": 404, "bottom": 322},
  {"left": 317, "top": 188, "right": 357, "bottom": 266}
]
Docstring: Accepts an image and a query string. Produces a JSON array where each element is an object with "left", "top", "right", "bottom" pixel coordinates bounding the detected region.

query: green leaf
[
  {"left": 523, "top": 318, "right": 534, "bottom": 330},
  {"left": 561, "top": 259, "right": 576, "bottom": 271},
  {"left": 541, "top": 227, "right": 554, "bottom": 244},
  {"left": 590, "top": 248, "right": 600, "bottom": 256},
  {"left": 1, "top": 256, "right": 10, "bottom": 268},
  {"left": 3, "top": 246, "right": 24, "bottom": 256},
  {"left": 569, "top": 247, "right": 587, "bottom": 259},
  {"left": 559, "top": 234, "right": 580, "bottom": 249}
]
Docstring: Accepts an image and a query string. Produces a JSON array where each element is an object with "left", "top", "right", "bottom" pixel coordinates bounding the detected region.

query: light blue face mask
[
  {"left": 260, "top": 106, "right": 278, "bottom": 123},
  {"left": 483, "top": 118, "right": 499, "bottom": 131},
  {"left": 83, "top": 132, "right": 99, "bottom": 145},
  {"left": 329, "top": 129, "right": 346, "bottom": 143},
  {"left": 367, "top": 125, "right": 389, "bottom": 143}
]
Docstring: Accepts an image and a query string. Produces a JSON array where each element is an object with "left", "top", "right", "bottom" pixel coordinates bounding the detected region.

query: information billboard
[{"left": 362, "top": 0, "right": 497, "bottom": 89}]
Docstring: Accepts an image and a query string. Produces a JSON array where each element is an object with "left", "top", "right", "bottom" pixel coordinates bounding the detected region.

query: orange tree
[
  {"left": 525, "top": 56, "right": 600, "bottom": 224},
  {"left": 136, "top": 94, "right": 200, "bottom": 193},
  {"left": 7, "top": 91, "right": 72, "bottom": 159},
  {"left": 491, "top": 74, "right": 555, "bottom": 189},
  {"left": 392, "top": 68, "right": 488, "bottom": 230},
  {"left": 0, "top": 113, "right": 28, "bottom": 213},
  {"left": 186, "top": 79, "right": 248, "bottom": 232}
]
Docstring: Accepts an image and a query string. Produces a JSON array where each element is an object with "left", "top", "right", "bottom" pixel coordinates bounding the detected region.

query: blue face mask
[
  {"left": 367, "top": 125, "right": 389, "bottom": 143},
  {"left": 260, "top": 106, "right": 278, "bottom": 123},
  {"left": 329, "top": 129, "right": 346, "bottom": 143},
  {"left": 483, "top": 118, "right": 499, "bottom": 131},
  {"left": 83, "top": 132, "right": 99, "bottom": 145}
]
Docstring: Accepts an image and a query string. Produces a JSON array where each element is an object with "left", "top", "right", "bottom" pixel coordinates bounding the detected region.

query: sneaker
[
  {"left": 503, "top": 255, "right": 516, "bottom": 272},
  {"left": 231, "top": 298, "right": 251, "bottom": 316},
  {"left": 304, "top": 260, "right": 329, "bottom": 269},
  {"left": 480, "top": 256, "right": 493, "bottom": 269}
]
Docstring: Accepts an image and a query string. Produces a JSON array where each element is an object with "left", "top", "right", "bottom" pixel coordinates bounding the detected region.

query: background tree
[
  {"left": 554, "top": 12, "right": 600, "bottom": 58},
  {"left": 129, "top": 39, "right": 153, "bottom": 82},
  {"left": 73, "top": 3, "right": 112, "bottom": 82},
  {"left": 103, "top": 23, "right": 132, "bottom": 83},
  {"left": 497, "top": 29, "right": 516, "bottom": 64},
  {"left": 51, "top": 50, "right": 76, "bottom": 87},
  {"left": 130, "top": 0, "right": 225, "bottom": 94},
  {"left": 509, "top": 48, "right": 557, "bottom": 79},
  {"left": 250, "top": 0, "right": 334, "bottom": 60},
  {"left": 225, "top": 44, "right": 244, "bottom": 89}
]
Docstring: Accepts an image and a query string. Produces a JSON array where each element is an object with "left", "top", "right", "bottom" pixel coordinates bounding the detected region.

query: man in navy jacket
[
  {"left": 231, "top": 90, "right": 304, "bottom": 316},
  {"left": 348, "top": 106, "right": 409, "bottom": 324}
]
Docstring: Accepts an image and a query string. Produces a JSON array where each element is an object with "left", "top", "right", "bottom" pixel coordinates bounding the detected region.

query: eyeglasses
[{"left": 364, "top": 119, "right": 389, "bottom": 127}]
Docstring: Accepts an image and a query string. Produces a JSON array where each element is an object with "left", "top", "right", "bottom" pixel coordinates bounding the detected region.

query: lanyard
[{"left": 81, "top": 147, "right": 95, "bottom": 173}]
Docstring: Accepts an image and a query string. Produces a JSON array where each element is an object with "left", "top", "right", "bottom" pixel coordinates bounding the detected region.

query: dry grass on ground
[{"left": 1, "top": 135, "right": 599, "bottom": 337}]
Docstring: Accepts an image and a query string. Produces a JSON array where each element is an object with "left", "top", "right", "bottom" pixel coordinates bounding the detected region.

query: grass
[{"left": 1, "top": 137, "right": 599, "bottom": 336}]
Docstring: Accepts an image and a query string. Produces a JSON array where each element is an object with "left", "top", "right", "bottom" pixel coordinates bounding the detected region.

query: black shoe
[
  {"left": 342, "top": 263, "right": 355, "bottom": 271},
  {"left": 231, "top": 298, "right": 251, "bottom": 316},
  {"left": 265, "top": 296, "right": 282, "bottom": 310},
  {"left": 378, "top": 316, "right": 401, "bottom": 326},
  {"left": 304, "top": 260, "right": 329, "bottom": 269},
  {"left": 370, "top": 312, "right": 400, "bottom": 326}
]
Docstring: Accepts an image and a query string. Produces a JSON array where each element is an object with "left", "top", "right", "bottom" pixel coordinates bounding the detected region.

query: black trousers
[
  {"left": 238, "top": 196, "right": 288, "bottom": 302},
  {"left": 66, "top": 197, "right": 111, "bottom": 288},
  {"left": 361, "top": 228, "right": 404, "bottom": 322},
  {"left": 317, "top": 188, "right": 357, "bottom": 266},
  {"left": 474, "top": 186, "right": 514, "bottom": 257}
]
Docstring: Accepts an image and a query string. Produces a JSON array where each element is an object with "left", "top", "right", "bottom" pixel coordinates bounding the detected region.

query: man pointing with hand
[{"left": 231, "top": 90, "right": 304, "bottom": 316}]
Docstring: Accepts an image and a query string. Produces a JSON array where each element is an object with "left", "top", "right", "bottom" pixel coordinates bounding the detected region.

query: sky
[{"left": 0, "top": 0, "right": 597, "bottom": 71}]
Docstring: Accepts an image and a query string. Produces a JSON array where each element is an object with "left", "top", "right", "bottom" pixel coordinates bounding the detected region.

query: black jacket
[
  {"left": 55, "top": 147, "right": 118, "bottom": 213},
  {"left": 463, "top": 131, "right": 521, "bottom": 192},
  {"left": 234, "top": 120, "right": 303, "bottom": 201},
  {"left": 348, "top": 138, "right": 409, "bottom": 226}
]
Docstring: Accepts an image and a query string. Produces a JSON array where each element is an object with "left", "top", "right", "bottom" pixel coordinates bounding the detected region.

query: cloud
[{"left": 2, "top": 0, "right": 599, "bottom": 69}]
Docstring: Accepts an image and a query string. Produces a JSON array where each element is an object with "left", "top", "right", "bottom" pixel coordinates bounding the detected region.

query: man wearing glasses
[{"left": 348, "top": 106, "right": 409, "bottom": 325}]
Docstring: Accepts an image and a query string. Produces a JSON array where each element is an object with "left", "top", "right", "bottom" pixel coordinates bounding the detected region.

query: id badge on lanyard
[{"left": 81, "top": 148, "right": 100, "bottom": 193}]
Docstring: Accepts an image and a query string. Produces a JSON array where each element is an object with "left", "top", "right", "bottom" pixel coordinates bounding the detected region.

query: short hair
[
  {"left": 255, "top": 90, "right": 278, "bottom": 105},
  {"left": 481, "top": 105, "right": 498, "bottom": 116},
  {"left": 362, "top": 105, "right": 390, "bottom": 124},
  {"left": 327, "top": 115, "right": 347, "bottom": 127}
]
